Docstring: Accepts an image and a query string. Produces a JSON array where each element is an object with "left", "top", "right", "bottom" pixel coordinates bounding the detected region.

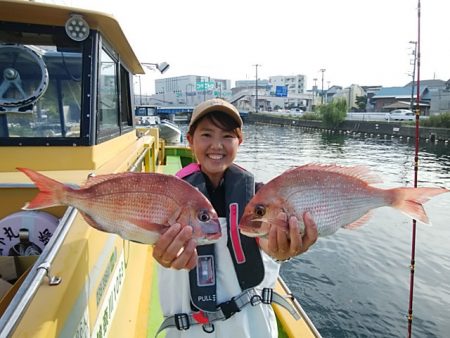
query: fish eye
[
  {"left": 198, "top": 210, "right": 210, "bottom": 222},
  {"left": 255, "top": 204, "right": 265, "bottom": 217}
]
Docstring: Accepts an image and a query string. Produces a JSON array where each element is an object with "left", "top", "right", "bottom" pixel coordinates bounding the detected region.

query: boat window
[
  {"left": 119, "top": 64, "right": 133, "bottom": 128},
  {"left": 98, "top": 48, "right": 119, "bottom": 132},
  {"left": 0, "top": 27, "right": 83, "bottom": 140}
]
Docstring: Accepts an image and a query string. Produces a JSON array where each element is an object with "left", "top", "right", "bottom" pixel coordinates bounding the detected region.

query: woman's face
[{"left": 187, "top": 116, "right": 241, "bottom": 186}]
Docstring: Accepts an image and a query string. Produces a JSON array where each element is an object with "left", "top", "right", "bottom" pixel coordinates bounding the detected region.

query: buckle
[
  {"left": 174, "top": 313, "right": 190, "bottom": 330},
  {"left": 219, "top": 298, "right": 241, "bottom": 319},
  {"left": 261, "top": 288, "right": 273, "bottom": 304},
  {"left": 202, "top": 323, "right": 215, "bottom": 333}
]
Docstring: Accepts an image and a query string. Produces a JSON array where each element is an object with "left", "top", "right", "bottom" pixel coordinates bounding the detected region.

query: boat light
[
  {"left": 65, "top": 14, "right": 90, "bottom": 42},
  {"left": 142, "top": 62, "right": 170, "bottom": 74}
]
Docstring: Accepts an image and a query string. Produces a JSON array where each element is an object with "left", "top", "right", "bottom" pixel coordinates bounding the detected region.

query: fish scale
[
  {"left": 18, "top": 168, "right": 221, "bottom": 245},
  {"left": 239, "top": 164, "right": 449, "bottom": 238}
]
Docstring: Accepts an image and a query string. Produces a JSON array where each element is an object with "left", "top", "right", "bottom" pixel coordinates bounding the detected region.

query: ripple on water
[{"left": 238, "top": 125, "right": 450, "bottom": 338}]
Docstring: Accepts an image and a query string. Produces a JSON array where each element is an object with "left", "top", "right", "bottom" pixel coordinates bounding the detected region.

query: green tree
[
  {"left": 421, "top": 112, "right": 450, "bottom": 128},
  {"left": 355, "top": 95, "right": 367, "bottom": 111},
  {"left": 319, "top": 99, "right": 347, "bottom": 127}
]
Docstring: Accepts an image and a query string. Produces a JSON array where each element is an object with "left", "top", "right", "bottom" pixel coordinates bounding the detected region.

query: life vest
[{"left": 176, "top": 163, "right": 265, "bottom": 312}]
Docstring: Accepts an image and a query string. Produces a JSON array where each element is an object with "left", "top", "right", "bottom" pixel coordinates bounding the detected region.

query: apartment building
[
  {"left": 269, "top": 75, "right": 307, "bottom": 95},
  {"left": 154, "top": 75, "right": 231, "bottom": 105}
]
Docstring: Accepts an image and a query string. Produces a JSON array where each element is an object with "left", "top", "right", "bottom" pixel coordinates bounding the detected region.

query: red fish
[
  {"left": 239, "top": 164, "right": 449, "bottom": 237},
  {"left": 18, "top": 168, "right": 221, "bottom": 245}
]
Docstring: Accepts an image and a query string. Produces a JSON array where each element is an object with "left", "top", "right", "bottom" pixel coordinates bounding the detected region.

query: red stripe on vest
[{"left": 229, "top": 203, "right": 246, "bottom": 263}]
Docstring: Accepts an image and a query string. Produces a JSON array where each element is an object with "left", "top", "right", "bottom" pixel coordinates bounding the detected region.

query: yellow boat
[{"left": 0, "top": 1, "right": 321, "bottom": 337}]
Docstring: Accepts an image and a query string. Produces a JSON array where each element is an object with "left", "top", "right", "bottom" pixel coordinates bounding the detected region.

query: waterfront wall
[{"left": 247, "top": 113, "right": 450, "bottom": 143}]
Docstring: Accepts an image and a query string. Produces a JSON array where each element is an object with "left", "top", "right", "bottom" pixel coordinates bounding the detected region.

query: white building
[
  {"left": 269, "top": 75, "right": 307, "bottom": 95},
  {"left": 151, "top": 75, "right": 231, "bottom": 106},
  {"left": 330, "top": 84, "right": 366, "bottom": 110}
]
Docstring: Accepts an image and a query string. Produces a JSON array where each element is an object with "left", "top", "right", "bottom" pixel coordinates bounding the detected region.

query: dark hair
[{"left": 188, "top": 111, "right": 243, "bottom": 141}]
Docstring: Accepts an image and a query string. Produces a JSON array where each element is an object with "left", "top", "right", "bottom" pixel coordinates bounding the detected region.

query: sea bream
[
  {"left": 18, "top": 168, "right": 221, "bottom": 245},
  {"left": 239, "top": 164, "right": 449, "bottom": 238}
]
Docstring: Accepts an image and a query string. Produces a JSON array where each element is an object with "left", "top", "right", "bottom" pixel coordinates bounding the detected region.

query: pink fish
[
  {"left": 239, "top": 164, "right": 449, "bottom": 237},
  {"left": 18, "top": 168, "right": 221, "bottom": 245}
]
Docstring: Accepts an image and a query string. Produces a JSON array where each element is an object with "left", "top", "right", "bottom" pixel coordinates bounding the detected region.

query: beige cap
[{"left": 189, "top": 98, "right": 243, "bottom": 129}]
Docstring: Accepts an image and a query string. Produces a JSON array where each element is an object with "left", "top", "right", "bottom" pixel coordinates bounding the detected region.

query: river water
[{"left": 234, "top": 124, "right": 450, "bottom": 338}]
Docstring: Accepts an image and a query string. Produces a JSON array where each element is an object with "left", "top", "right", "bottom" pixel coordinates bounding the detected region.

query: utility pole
[
  {"left": 320, "top": 68, "right": 326, "bottom": 104},
  {"left": 203, "top": 77, "right": 206, "bottom": 101},
  {"left": 138, "top": 75, "right": 142, "bottom": 105},
  {"left": 409, "top": 41, "right": 417, "bottom": 111},
  {"left": 253, "top": 64, "right": 261, "bottom": 113}
]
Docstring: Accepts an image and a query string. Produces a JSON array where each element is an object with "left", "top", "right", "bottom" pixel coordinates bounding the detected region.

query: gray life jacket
[{"left": 178, "top": 163, "right": 265, "bottom": 312}]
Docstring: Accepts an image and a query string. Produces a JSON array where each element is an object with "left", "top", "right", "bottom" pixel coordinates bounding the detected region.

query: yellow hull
[{"left": 0, "top": 131, "right": 160, "bottom": 337}]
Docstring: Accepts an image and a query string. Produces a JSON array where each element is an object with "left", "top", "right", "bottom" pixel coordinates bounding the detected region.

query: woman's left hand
[{"left": 260, "top": 211, "right": 318, "bottom": 261}]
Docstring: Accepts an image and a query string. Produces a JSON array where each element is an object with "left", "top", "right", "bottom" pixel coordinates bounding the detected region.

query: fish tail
[
  {"left": 389, "top": 187, "right": 449, "bottom": 224},
  {"left": 17, "top": 167, "right": 68, "bottom": 209}
]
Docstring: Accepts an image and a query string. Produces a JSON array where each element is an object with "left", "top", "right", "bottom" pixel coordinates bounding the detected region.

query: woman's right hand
[{"left": 152, "top": 223, "right": 198, "bottom": 270}]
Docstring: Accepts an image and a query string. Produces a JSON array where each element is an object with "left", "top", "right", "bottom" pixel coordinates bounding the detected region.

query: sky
[{"left": 63, "top": 0, "right": 449, "bottom": 95}]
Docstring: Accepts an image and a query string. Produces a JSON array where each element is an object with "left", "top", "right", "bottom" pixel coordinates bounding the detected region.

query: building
[
  {"left": 331, "top": 84, "right": 366, "bottom": 111},
  {"left": 149, "top": 75, "right": 231, "bottom": 106},
  {"left": 370, "top": 86, "right": 431, "bottom": 114},
  {"left": 269, "top": 75, "right": 306, "bottom": 95},
  {"left": 429, "top": 80, "right": 450, "bottom": 114}
]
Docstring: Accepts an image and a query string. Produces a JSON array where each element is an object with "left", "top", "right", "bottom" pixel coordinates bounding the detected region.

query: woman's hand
[
  {"left": 152, "top": 223, "right": 198, "bottom": 270},
  {"left": 259, "top": 212, "right": 318, "bottom": 261}
]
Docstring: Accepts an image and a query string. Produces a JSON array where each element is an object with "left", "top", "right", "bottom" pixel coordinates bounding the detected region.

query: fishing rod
[{"left": 407, "top": 0, "right": 421, "bottom": 337}]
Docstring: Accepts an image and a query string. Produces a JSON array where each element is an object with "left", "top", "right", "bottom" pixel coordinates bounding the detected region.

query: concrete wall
[{"left": 247, "top": 113, "right": 450, "bottom": 142}]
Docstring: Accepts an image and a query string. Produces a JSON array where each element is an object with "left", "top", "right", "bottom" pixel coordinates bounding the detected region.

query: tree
[
  {"left": 319, "top": 99, "right": 347, "bottom": 127},
  {"left": 355, "top": 95, "right": 367, "bottom": 111}
]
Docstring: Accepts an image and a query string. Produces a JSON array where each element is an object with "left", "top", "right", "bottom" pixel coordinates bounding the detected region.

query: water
[{"left": 234, "top": 124, "right": 450, "bottom": 338}]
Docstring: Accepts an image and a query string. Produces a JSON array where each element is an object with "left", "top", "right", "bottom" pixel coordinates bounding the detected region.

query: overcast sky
[{"left": 66, "top": 0, "right": 449, "bottom": 94}]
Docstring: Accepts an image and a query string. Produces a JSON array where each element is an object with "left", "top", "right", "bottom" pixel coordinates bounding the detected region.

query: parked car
[
  {"left": 385, "top": 109, "right": 415, "bottom": 121},
  {"left": 290, "top": 108, "right": 304, "bottom": 114}
]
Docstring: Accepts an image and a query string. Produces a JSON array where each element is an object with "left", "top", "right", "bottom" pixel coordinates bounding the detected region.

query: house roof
[
  {"left": 404, "top": 79, "right": 446, "bottom": 88},
  {"left": 372, "top": 86, "right": 428, "bottom": 99}
]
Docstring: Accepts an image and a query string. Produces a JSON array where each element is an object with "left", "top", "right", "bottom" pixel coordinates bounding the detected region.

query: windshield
[{"left": 0, "top": 27, "right": 82, "bottom": 139}]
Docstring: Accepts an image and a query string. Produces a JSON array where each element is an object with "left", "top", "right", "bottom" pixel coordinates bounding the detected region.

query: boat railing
[
  {"left": 0, "top": 207, "right": 78, "bottom": 337},
  {"left": 0, "top": 147, "right": 152, "bottom": 337},
  {"left": 277, "top": 277, "right": 323, "bottom": 338}
]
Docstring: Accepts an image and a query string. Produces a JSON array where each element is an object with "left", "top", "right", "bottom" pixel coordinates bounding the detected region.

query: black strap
[
  {"left": 188, "top": 245, "right": 217, "bottom": 312},
  {"left": 223, "top": 166, "right": 265, "bottom": 290},
  {"left": 155, "top": 288, "right": 300, "bottom": 337}
]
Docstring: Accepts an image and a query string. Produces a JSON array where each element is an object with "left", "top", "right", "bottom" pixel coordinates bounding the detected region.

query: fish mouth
[
  {"left": 239, "top": 218, "right": 268, "bottom": 237},
  {"left": 196, "top": 235, "right": 220, "bottom": 245},
  {"left": 195, "top": 219, "right": 222, "bottom": 245},
  {"left": 200, "top": 219, "right": 222, "bottom": 234}
]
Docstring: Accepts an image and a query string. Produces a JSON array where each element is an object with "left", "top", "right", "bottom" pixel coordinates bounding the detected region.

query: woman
[{"left": 153, "top": 98, "right": 318, "bottom": 337}]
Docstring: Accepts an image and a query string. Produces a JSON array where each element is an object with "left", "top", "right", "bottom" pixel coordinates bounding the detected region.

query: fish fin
[
  {"left": 389, "top": 187, "right": 449, "bottom": 224},
  {"left": 80, "top": 210, "right": 168, "bottom": 237},
  {"left": 343, "top": 211, "right": 373, "bottom": 229},
  {"left": 133, "top": 219, "right": 169, "bottom": 234},
  {"left": 81, "top": 172, "right": 134, "bottom": 188},
  {"left": 168, "top": 206, "right": 184, "bottom": 225},
  {"left": 79, "top": 211, "right": 104, "bottom": 231},
  {"left": 293, "top": 163, "right": 383, "bottom": 185},
  {"left": 17, "top": 167, "right": 69, "bottom": 209}
]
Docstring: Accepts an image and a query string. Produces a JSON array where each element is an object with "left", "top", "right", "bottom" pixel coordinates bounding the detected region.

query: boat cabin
[{"left": 0, "top": 0, "right": 146, "bottom": 171}]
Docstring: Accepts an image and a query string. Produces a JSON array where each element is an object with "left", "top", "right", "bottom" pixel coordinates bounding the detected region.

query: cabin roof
[{"left": 0, "top": 0, "right": 144, "bottom": 74}]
